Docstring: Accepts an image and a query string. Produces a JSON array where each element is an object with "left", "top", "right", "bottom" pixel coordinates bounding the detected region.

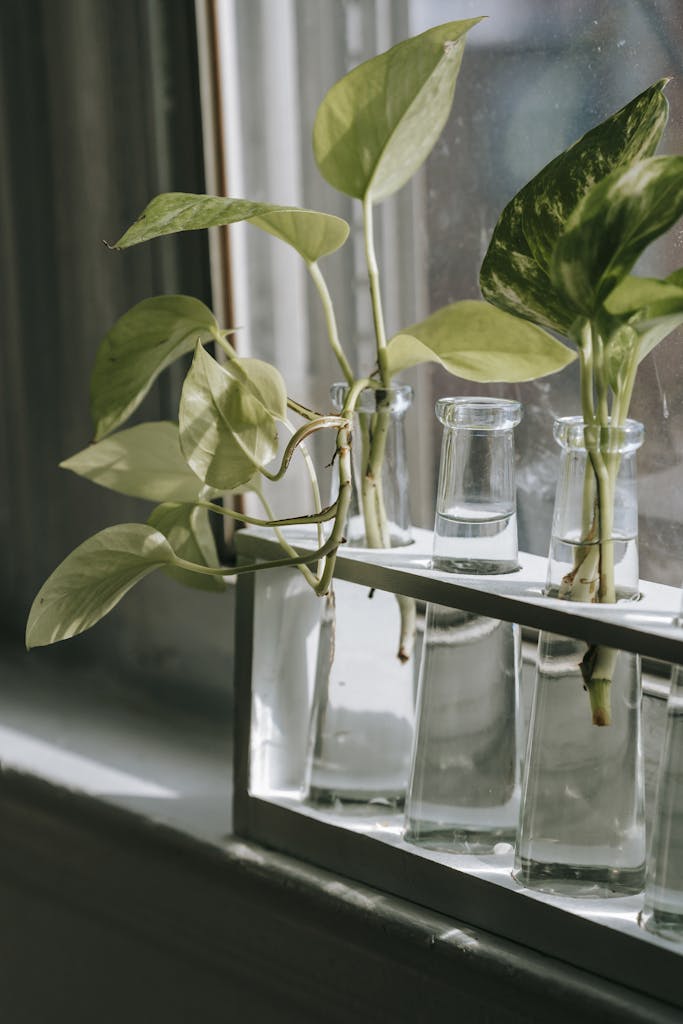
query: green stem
[
  {"left": 359, "top": 407, "right": 391, "bottom": 548},
  {"left": 198, "top": 499, "right": 338, "bottom": 529},
  {"left": 287, "top": 397, "right": 322, "bottom": 422},
  {"left": 578, "top": 320, "right": 596, "bottom": 426},
  {"left": 574, "top": 320, "right": 626, "bottom": 725},
  {"left": 362, "top": 195, "right": 389, "bottom": 388},
  {"left": 255, "top": 487, "right": 318, "bottom": 588},
  {"left": 315, "top": 421, "right": 353, "bottom": 596},
  {"left": 173, "top": 534, "right": 339, "bottom": 579},
  {"left": 307, "top": 261, "right": 354, "bottom": 386},
  {"left": 283, "top": 417, "right": 325, "bottom": 553},
  {"left": 260, "top": 416, "right": 348, "bottom": 482},
  {"left": 211, "top": 328, "right": 239, "bottom": 362}
]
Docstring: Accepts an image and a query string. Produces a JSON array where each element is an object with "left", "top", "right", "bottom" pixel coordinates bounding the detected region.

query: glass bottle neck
[
  {"left": 546, "top": 419, "right": 642, "bottom": 601},
  {"left": 432, "top": 421, "right": 520, "bottom": 575}
]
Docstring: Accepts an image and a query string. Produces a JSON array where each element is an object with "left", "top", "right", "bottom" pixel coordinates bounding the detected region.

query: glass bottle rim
[
  {"left": 435, "top": 396, "right": 522, "bottom": 430},
  {"left": 330, "top": 382, "right": 413, "bottom": 414},
  {"left": 553, "top": 416, "right": 644, "bottom": 453}
]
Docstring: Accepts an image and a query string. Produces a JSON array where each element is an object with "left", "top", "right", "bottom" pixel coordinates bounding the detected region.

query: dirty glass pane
[{"left": 224, "top": 0, "right": 683, "bottom": 584}]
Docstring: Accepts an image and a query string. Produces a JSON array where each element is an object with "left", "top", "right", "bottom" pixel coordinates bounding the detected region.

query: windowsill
[{"left": 1, "top": 645, "right": 681, "bottom": 1021}]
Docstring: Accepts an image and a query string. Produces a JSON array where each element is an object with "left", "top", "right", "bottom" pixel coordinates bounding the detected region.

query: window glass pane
[{"left": 220, "top": 0, "right": 683, "bottom": 583}]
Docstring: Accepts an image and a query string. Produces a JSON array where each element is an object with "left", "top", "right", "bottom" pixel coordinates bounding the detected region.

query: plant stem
[
  {"left": 172, "top": 534, "right": 339, "bottom": 579},
  {"left": 360, "top": 195, "right": 415, "bottom": 661},
  {"left": 362, "top": 195, "right": 389, "bottom": 388},
  {"left": 255, "top": 487, "right": 318, "bottom": 589},
  {"left": 260, "top": 416, "right": 348, "bottom": 482},
  {"left": 198, "top": 500, "right": 338, "bottom": 529},
  {"left": 307, "top": 261, "right": 355, "bottom": 386},
  {"left": 284, "top": 417, "right": 325, "bottom": 558},
  {"left": 574, "top": 320, "right": 625, "bottom": 725},
  {"left": 287, "top": 397, "right": 322, "bottom": 422}
]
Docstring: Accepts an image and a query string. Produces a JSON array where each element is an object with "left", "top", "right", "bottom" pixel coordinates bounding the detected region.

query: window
[{"left": 214, "top": 0, "right": 683, "bottom": 584}]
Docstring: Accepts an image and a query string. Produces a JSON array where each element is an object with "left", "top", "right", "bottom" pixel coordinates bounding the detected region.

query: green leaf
[
  {"left": 179, "top": 344, "right": 280, "bottom": 490},
  {"left": 60, "top": 421, "right": 218, "bottom": 503},
  {"left": 237, "top": 357, "right": 288, "bottom": 423},
  {"left": 114, "top": 193, "right": 349, "bottom": 263},
  {"left": 91, "top": 295, "right": 220, "bottom": 440},
  {"left": 605, "top": 274, "right": 683, "bottom": 317},
  {"left": 386, "top": 300, "right": 576, "bottom": 381},
  {"left": 480, "top": 80, "right": 669, "bottom": 333},
  {"left": 148, "top": 503, "right": 225, "bottom": 592},
  {"left": 26, "top": 525, "right": 175, "bottom": 648},
  {"left": 551, "top": 156, "right": 683, "bottom": 315},
  {"left": 603, "top": 275, "right": 683, "bottom": 365},
  {"left": 313, "top": 19, "right": 482, "bottom": 202}
]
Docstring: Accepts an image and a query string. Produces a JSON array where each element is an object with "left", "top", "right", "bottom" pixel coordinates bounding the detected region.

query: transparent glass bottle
[
  {"left": 641, "top": 656, "right": 683, "bottom": 941},
  {"left": 514, "top": 417, "right": 645, "bottom": 897},
  {"left": 305, "top": 384, "right": 415, "bottom": 808},
  {"left": 404, "top": 397, "right": 523, "bottom": 852},
  {"left": 329, "top": 382, "right": 413, "bottom": 548}
]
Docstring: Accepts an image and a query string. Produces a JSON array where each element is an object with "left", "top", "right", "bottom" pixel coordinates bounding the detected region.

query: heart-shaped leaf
[
  {"left": 386, "top": 301, "right": 576, "bottom": 381},
  {"left": 26, "top": 525, "right": 176, "bottom": 648},
  {"left": 237, "top": 357, "right": 288, "bottom": 423},
  {"left": 313, "top": 19, "right": 482, "bottom": 202},
  {"left": 60, "top": 421, "right": 217, "bottom": 503},
  {"left": 91, "top": 295, "right": 220, "bottom": 440},
  {"left": 148, "top": 502, "right": 225, "bottom": 592},
  {"left": 480, "top": 80, "right": 669, "bottom": 334},
  {"left": 113, "top": 193, "right": 349, "bottom": 263},
  {"left": 551, "top": 156, "right": 683, "bottom": 316},
  {"left": 179, "top": 344, "right": 280, "bottom": 490}
]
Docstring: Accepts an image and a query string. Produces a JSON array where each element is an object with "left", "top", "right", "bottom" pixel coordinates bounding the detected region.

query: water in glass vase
[
  {"left": 433, "top": 507, "right": 518, "bottom": 575},
  {"left": 404, "top": 605, "right": 521, "bottom": 852},
  {"left": 306, "top": 582, "right": 415, "bottom": 808},
  {"left": 515, "top": 634, "right": 645, "bottom": 897},
  {"left": 547, "top": 534, "right": 639, "bottom": 601}
]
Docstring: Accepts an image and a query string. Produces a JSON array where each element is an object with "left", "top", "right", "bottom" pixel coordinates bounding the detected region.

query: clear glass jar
[
  {"left": 514, "top": 417, "right": 646, "bottom": 897},
  {"left": 404, "top": 397, "right": 523, "bottom": 852},
  {"left": 305, "top": 383, "right": 415, "bottom": 809},
  {"left": 329, "top": 382, "right": 413, "bottom": 548}
]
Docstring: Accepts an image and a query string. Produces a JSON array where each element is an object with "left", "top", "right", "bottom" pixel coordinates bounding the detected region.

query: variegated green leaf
[
  {"left": 113, "top": 193, "right": 349, "bottom": 263},
  {"left": 552, "top": 156, "right": 683, "bottom": 315},
  {"left": 179, "top": 344, "right": 279, "bottom": 490},
  {"left": 60, "top": 422, "right": 216, "bottom": 503},
  {"left": 26, "top": 525, "right": 176, "bottom": 648},
  {"left": 148, "top": 502, "right": 225, "bottom": 592},
  {"left": 386, "top": 301, "right": 576, "bottom": 381},
  {"left": 313, "top": 19, "right": 482, "bottom": 202},
  {"left": 480, "top": 80, "right": 669, "bottom": 333},
  {"left": 91, "top": 295, "right": 220, "bottom": 440}
]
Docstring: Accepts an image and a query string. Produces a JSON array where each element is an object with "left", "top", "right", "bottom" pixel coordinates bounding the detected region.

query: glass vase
[
  {"left": 305, "top": 384, "right": 415, "bottom": 809},
  {"left": 404, "top": 397, "right": 523, "bottom": 852},
  {"left": 514, "top": 417, "right": 646, "bottom": 897},
  {"left": 641, "top": 659, "right": 683, "bottom": 941},
  {"left": 329, "top": 382, "right": 413, "bottom": 548}
]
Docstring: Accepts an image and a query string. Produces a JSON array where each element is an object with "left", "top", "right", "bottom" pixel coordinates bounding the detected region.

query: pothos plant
[
  {"left": 481, "top": 79, "right": 683, "bottom": 726},
  {"left": 26, "top": 19, "right": 574, "bottom": 653}
]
